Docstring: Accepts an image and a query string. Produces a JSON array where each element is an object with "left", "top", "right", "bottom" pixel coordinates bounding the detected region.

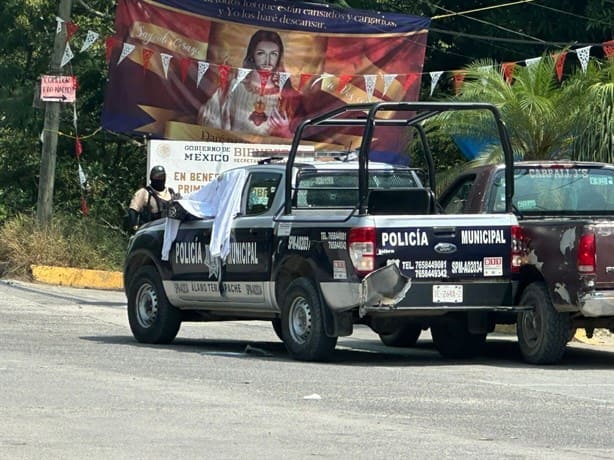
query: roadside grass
[{"left": 0, "top": 213, "right": 127, "bottom": 279}]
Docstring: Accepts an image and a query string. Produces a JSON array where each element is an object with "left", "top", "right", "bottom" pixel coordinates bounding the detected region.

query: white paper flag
[
  {"left": 430, "top": 71, "right": 443, "bottom": 96},
  {"left": 60, "top": 43, "right": 74, "bottom": 68},
  {"left": 363, "top": 74, "right": 377, "bottom": 101},
  {"left": 78, "top": 164, "right": 87, "bottom": 188},
  {"left": 160, "top": 52, "right": 173, "bottom": 78},
  {"left": 382, "top": 73, "right": 397, "bottom": 97},
  {"left": 80, "top": 30, "right": 99, "bottom": 53},
  {"left": 525, "top": 57, "right": 541, "bottom": 68},
  {"left": 278, "top": 71, "right": 291, "bottom": 91},
  {"left": 196, "top": 61, "right": 210, "bottom": 87},
  {"left": 73, "top": 103, "right": 78, "bottom": 129},
  {"left": 575, "top": 46, "right": 591, "bottom": 73},
  {"left": 118, "top": 43, "right": 136, "bottom": 65},
  {"left": 56, "top": 16, "right": 64, "bottom": 34},
  {"left": 230, "top": 68, "right": 251, "bottom": 93}
]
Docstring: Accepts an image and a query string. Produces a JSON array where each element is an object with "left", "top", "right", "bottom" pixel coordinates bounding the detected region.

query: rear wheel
[
  {"left": 379, "top": 322, "right": 422, "bottom": 347},
  {"left": 281, "top": 278, "right": 337, "bottom": 361},
  {"left": 431, "top": 315, "right": 486, "bottom": 359},
  {"left": 127, "top": 266, "right": 181, "bottom": 344},
  {"left": 517, "top": 282, "right": 570, "bottom": 364}
]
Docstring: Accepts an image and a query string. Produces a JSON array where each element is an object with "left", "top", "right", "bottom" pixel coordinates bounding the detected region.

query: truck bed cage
[{"left": 283, "top": 102, "right": 515, "bottom": 216}]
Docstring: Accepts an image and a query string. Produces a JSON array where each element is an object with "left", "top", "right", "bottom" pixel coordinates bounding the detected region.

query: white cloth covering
[{"left": 161, "top": 169, "right": 248, "bottom": 265}]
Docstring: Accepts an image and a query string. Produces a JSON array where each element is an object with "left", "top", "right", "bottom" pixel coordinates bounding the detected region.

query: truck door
[{"left": 223, "top": 171, "right": 281, "bottom": 309}]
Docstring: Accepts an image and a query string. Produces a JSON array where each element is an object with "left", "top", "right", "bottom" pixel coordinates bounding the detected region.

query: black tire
[
  {"left": 271, "top": 318, "right": 283, "bottom": 341},
  {"left": 379, "top": 322, "right": 422, "bottom": 347},
  {"left": 517, "top": 282, "right": 571, "bottom": 365},
  {"left": 281, "top": 278, "right": 337, "bottom": 361},
  {"left": 431, "top": 315, "right": 487, "bottom": 359},
  {"left": 127, "top": 266, "right": 181, "bottom": 344}
]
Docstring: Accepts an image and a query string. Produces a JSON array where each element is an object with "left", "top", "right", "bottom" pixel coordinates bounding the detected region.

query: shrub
[{"left": 0, "top": 213, "right": 128, "bottom": 278}]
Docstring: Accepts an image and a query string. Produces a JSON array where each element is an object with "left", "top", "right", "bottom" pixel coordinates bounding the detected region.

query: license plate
[{"left": 433, "top": 284, "right": 463, "bottom": 303}]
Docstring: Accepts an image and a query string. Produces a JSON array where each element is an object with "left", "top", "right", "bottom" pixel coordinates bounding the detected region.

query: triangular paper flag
[
  {"left": 298, "top": 73, "right": 312, "bottom": 91},
  {"left": 56, "top": 16, "right": 65, "bottom": 34},
  {"left": 553, "top": 51, "right": 567, "bottom": 81},
  {"left": 80, "top": 30, "right": 99, "bottom": 53},
  {"left": 363, "top": 74, "right": 377, "bottom": 101},
  {"left": 105, "top": 36, "right": 119, "bottom": 63},
  {"left": 525, "top": 57, "right": 541, "bottom": 68},
  {"left": 575, "top": 46, "right": 591, "bottom": 73},
  {"left": 429, "top": 71, "right": 443, "bottom": 96},
  {"left": 452, "top": 70, "right": 465, "bottom": 95},
  {"left": 382, "top": 73, "right": 397, "bottom": 96},
  {"left": 278, "top": 71, "right": 291, "bottom": 90},
  {"left": 160, "top": 52, "right": 173, "bottom": 78},
  {"left": 501, "top": 62, "right": 516, "bottom": 84},
  {"left": 78, "top": 164, "right": 87, "bottom": 188},
  {"left": 80, "top": 196, "right": 89, "bottom": 216},
  {"left": 230, "top": 68, "right": 250, "bottom": 93},
  {"left": 337, "top": 74, "right": 352, "bottom": 93},
  {"left": 72, "top": 101, "right": 78, "bottom": 129},
  {"left": 60, "top": 43, "right": 74, "bottom": 67},
  {"left": 142, "top": 48, "right": 154, "bottom": 74},
  {"left": 603, "top": 40, "right": 614, "bottom": 59},
  {"left": 402, "top": 73, "right": 419, "bottom": 92},
  {"left": 256, "top": 70, "right": 272, "bottom": 95},
  {"left": 118, "top": 43, "right": 136, "bottom": 65},
  {"left": 75, "top": 136, "right": 83, "bottom": 158},
  {"left": 218, "top": 64, "right": 231, "bottom": 92},
  {"left": 179, "top": 57, "right": 191, "bottom": 82},
  {"left": 197, "top": 61, "right": 210, "bottom": 87},
  {"left": 66, "top": 22, "right": 79, "bottom": 41}
]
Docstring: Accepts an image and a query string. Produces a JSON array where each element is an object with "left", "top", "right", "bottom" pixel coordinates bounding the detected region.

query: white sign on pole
[
  {"left": 40, "top": 75, "right": 77, "bottom": 102},
  {"left": 147, "top": 141, "right": 314, "bottom": 195}
]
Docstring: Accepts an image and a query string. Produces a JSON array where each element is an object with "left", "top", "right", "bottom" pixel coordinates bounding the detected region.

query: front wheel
[
  {"left": 127, "top": 266, "right": 181, "bottom": 344},
  {"left": 281, "top": 278, "right": 337, "bottom": 361},
  {"left": 431, "top": 315, "right": 486, "bottom": 359},
  {"left": 517, "top": 282, "right": 571, "bottom": 364}
]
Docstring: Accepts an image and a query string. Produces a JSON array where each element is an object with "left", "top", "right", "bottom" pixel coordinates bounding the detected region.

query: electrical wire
[
  {"left": 431, "top": 4, "right": 547, "bottom": 43},
  {"left": 528, "top": 2, "right": 614, "bottom": 27},
  {"left": 431, "top": 0, "right": 536, "bottom": 20}
]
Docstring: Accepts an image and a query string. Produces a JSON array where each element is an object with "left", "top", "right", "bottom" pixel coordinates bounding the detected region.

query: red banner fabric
[{"left": 101, "top": 0, "right": 430, "bottom": 155}]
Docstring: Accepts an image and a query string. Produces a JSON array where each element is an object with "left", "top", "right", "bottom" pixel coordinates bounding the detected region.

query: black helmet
[{"left": 150, "top": 165, "right": 166, "bottom": 181}]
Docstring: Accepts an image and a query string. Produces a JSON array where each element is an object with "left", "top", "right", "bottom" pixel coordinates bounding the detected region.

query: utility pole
[{"left": 37, "top": 0, "right": 74, "bottom": 225}]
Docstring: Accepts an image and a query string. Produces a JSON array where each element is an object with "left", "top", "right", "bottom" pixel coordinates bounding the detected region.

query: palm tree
[
  {"left": 427, "top": 54, "right": 612, "bottom": 164},
  {"left": 571, "top": 58, "right": 614, "bottom": 164}
]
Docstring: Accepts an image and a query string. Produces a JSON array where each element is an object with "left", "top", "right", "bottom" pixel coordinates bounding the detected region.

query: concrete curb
[{"left": 31, "top": 265, "right": 123, "bottom": 291}]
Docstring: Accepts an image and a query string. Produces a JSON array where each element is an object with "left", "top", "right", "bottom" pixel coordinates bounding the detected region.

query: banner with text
[
  {"left": 148, "top": 140, "right": 314, "bottom": 194},
  {"left": 102, "top": 0, "right": 430, "bottom": 160}
]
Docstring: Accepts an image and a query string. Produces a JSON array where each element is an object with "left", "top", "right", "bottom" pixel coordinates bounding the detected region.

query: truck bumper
[{"left": 579, "top": 290, "right": 614, "bottom": 317}]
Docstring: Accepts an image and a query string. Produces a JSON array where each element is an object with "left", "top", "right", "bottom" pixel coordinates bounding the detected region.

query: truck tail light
[
  {"left": 511, "top": 225, "right": 525, "bottom": 273},
  {"left": 577, "top": 232, "right": 596, "bottom": 275},
  {"left": 348, "top": 226, "right": 376, "bottom": 275}
]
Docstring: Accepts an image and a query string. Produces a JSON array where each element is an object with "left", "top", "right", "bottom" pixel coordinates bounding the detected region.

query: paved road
[{"left": 2, "top": 279, "right": 614, "bottom": 460}]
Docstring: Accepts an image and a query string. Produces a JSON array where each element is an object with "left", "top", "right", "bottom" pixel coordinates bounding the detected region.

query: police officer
[{"left": 128, "top": 165, "right": 179, "bottom": 231}]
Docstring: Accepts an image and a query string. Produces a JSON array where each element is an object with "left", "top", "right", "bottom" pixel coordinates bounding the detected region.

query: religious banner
[{"left": 101, "top": 0, "right": 430, "bottom": 159}]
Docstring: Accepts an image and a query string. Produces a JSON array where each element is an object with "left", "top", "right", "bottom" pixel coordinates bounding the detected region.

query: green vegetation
[
  {"left": 0, "top": 213, "right": 126, "bottom": 278},
  {"left": 0, "top": 0, "right": 612, "bottom": 278}
]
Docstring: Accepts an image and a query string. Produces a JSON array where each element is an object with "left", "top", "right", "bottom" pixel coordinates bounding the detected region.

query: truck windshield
[
  {"left": 491, "top": 167, "right": 614, "bottom": 213},
  {"left": 296, "top": 170, "right": 419, "bottom": 208}
]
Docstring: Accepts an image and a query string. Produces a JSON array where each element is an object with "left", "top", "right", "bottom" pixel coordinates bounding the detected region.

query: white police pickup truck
[{"left": 123, "top": 102, "right": 524, "bottom": 361}]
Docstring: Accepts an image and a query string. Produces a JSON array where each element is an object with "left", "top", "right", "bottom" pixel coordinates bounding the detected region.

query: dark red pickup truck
[{"left": 439, "top": 161, "right": 614, "bottom": 364}]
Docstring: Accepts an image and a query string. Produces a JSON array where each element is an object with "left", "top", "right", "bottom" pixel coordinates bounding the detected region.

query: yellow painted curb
[
  {"left": 31, "top": 265, "right": 123, "bottom": 291},
  {"left": 573, "top": 328, "right": 602, "bottom": 345}
]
